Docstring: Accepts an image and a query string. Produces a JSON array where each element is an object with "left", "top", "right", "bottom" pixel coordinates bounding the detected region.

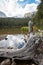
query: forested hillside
[{"left": 0, "top": 18, "right": 30, "bottom": 29}]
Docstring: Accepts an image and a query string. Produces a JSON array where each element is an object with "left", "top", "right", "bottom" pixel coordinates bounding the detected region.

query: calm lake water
[{"left": 0, "top": 34, "right": 27, "bottom": 50}]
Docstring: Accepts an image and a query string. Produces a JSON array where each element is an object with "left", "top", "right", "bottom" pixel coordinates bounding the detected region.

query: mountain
[{"left": 0, "top": 11, "right": 6, "bottom": 17}]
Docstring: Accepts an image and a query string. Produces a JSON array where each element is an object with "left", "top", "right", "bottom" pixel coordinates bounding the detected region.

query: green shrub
[
  {"left": 21, "top": 26, "right": 39, "bottom": 33},
  {"left": 21, "top": 26, "right": 29, "bottom": 33},
  {"left": 40, "top": 19, "right": 43, "bottom": 30}
]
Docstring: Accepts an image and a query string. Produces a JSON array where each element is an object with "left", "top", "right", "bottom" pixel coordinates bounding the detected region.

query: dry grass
[
  {"left": 0, "top": 28, "right": 28, "bottom": 35},
  {"left": 0, "top": 28, "right": 21, "bottom": 34}
]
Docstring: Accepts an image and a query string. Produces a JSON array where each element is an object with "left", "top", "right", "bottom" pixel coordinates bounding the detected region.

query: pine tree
[{"left": 33, "top": 0, "right": 43, "bottom": 29}]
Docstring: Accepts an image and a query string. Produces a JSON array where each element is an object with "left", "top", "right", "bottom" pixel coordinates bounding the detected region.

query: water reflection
[{"left": 0, "top": 34, "right": 26, "bottom": 50}]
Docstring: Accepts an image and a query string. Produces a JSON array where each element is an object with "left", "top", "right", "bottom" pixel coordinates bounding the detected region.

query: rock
[
  {"left": 32, "top": 64, "right": 35, "bottom": 65},
  {"left": 1, "top": 59, "right": 11, "bottom": 65},
  {"left": 11, "top": 61, "right": 16, "bottom": 65}
]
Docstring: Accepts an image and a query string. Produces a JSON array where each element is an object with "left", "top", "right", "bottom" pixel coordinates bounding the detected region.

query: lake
[{"left": 0, "top": 34, "right": 27, "bottom": 50}]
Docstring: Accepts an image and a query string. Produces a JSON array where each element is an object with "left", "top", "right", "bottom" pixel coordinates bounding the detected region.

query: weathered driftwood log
[
  {"left": 0, "top": 35, "right": 42, "bottom": 65},
  {"left": 39, "top": 59, "right": 43, "bottom": 65},
  {"left": 33, "top": 41, "right": 43, "bottom": 65}
]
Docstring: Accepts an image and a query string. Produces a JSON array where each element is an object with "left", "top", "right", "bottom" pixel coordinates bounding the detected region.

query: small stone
[
  {"left": 11, "top": 61, "right": 16, "bottom": 65},
  {"left": 1, "top": 59, "right": 11, "bottom": 65},
  {"left": 32, "top": 64, "right": 35, "bottom": 65}
]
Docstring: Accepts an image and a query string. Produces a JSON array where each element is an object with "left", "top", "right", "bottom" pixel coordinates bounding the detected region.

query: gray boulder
[{"left": 1, "top": 59, "right": 11, "bottom": 65}]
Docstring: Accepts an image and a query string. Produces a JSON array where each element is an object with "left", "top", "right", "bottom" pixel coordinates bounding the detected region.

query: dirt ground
[{"left": 0, "top": 34, "right": 7, "bottom": 40}]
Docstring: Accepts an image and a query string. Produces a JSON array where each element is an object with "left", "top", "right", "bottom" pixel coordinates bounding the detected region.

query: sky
[{"left": 0, "top": 0, "right": 41, "bottom": 17}]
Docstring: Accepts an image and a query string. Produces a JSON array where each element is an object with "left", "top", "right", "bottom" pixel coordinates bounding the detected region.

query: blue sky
[
  {"left": 0, "top": 0, "right": 41, "bottom": 17},
  {"left": 18, "top": 0, "right": 40, "bottom": 7},
  {"left": 18, "top": 0, "right": 36, "bottom": 4}
]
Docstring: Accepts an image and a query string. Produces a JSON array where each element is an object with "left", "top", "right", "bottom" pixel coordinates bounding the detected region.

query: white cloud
[
  {"left": 35, "top": 0, "right": 41, "bottom": 3},
  {"left": 19, "top": 0, "right": 24, "bottom": 2},
  {"left": 24, "top": 3, "right": 37, "bottom": 13},
  {"left": 0, "top": 0, "right": 38, "bottom": 17}
]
